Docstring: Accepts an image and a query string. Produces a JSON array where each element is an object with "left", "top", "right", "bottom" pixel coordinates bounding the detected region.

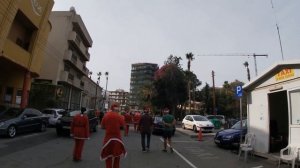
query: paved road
[{"left": 0, "top": 126, "right": 280, "bottom": 168}]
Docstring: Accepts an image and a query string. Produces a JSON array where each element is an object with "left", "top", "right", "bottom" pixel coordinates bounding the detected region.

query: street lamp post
[
  {"left": 95, "top": 72, "right": 101, "bottom": 109},
  {"left": 103, "top": 72, "right": 109, "bottom": 111}
]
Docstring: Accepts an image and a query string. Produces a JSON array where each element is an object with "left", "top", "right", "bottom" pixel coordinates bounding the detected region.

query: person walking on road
[
  {"left": 123, "top": 109, "right": 132, "bottom": 136},
  {"left": 138, "top": 107, "right": 153, "bottom": 152},
  {"left": 71, "top": 107, "right": 90, "bottom": 161},
  {"left": 162, "top": 108, "right": 176, "bottom": 153},
  {"left": 100, "top": 104, "right": 127, "bottom": 168}
]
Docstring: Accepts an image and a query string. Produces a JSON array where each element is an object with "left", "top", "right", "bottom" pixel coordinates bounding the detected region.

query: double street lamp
[
  {"left": 95, "top": 72, "right": 101, "bottom": 109},
  {"left": 103, "top": 72, "right": 109, "bottom": 111}
]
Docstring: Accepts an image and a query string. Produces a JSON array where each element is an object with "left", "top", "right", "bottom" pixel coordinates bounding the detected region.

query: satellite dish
[{"left": 70, "top": 6, "right": 76, "bottom": 12}]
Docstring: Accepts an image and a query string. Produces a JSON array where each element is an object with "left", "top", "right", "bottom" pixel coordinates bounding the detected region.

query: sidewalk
[
  {"left": 175, "top": 125, "right": 282, "bottom": 166},
  {"left": 175, "top": 127, "right": 220, "bottom": 138}
]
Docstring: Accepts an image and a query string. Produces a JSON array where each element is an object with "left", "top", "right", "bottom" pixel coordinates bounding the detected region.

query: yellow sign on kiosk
[{"left": 275, "top": 69, "right": 295, "bottom": 81}]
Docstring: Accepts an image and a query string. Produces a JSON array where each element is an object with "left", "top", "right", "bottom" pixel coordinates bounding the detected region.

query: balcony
[
  {"left": 59, "top": 70, "right": 83, "bottom": 90},
  {"left": 59, "top": 70, "right": 69, "bottom": 82},
  {"left": 64, "top": 50, "right": 89, "bottom": 75},
  {"left": 68, "top": 31, "right": 90, "bottom": 61},
  {"left": 3, "top": 39, "right": 31, "bottom": 69}
]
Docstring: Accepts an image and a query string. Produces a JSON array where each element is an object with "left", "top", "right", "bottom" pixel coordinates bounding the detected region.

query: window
[
  {"left": 290, "top": 89, "right": 300, "bottom": 125},
  {"left": 42, "top": 110, "right": 55, "bottom": 115},
  {"left": 4, "top": 87, "right": 13, "bottom": 103},
  {"left": 75, "top": 34, "right": 81, "bottom": 45},
  {"left": 71, "top": 54, "right": 77, "bottom": 64},
  {"left": 8, "top": 11, "right": 37, "bottom": 51},
  {"left": 16, "top": 89, "right": 22, "bottom": 105},
  {"left": 64, "top": 64, "right": 71, "bottom": 72},
  {"left": 68, "top": 73, "right": 74, "bottom": 80}
]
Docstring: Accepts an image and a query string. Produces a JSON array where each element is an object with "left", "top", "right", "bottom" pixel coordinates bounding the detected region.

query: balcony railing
[
  {"left": 68, "top": 31, "right": 90, "bottom": 61},
  {"left": 64, "top": 50, "right": 88, "bottom": 75}
]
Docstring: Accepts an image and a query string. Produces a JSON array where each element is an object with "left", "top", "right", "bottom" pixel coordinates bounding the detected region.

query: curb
[{"left": 176, "top": 128, "right": 216, "bottom": 138}]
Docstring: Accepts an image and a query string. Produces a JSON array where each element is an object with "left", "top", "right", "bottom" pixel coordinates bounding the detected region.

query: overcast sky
[{"left": 53, "top": 0, "right": 300, "bottom": 91}]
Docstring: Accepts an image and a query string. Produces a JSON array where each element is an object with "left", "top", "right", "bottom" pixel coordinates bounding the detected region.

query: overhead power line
[{"left": 197, "top": 53, "right": 268, "bottom": 76}]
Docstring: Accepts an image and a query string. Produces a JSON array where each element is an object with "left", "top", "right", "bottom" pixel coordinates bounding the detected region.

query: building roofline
[{"left": 243, "top": 59, "right": 300, "bottom": 90}]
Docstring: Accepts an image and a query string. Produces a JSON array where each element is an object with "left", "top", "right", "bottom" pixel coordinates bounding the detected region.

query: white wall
[
  {"left": 248, "top": 77, "right": 300, "bottom": 153},
  {"left": 248, "top": 89, "right": 270, "bottom": 153}
]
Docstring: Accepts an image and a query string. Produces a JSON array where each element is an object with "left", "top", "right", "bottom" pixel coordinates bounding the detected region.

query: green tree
[{"left": 152, "top": 57, "right": 188, "bottom": 116}]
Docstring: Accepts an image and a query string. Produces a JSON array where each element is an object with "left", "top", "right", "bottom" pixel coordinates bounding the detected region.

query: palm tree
[
  {"left": 186, "top": 52, "right": 194, "bottom": 113},
  {"left": 243, "top": 61, "right": 251, "bottom": 81},
  {"left": 223, "top": 81, "right": 230, "bottom": 95},
  {"left": 186, "top": 52, "right": 194, "bottom": 71}
]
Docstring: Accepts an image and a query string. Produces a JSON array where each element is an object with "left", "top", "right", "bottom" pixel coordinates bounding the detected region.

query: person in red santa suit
[
  {"left": 71, "top": 107, "right": 90, "bottom": 161},
  {"left": 100, "top": 104, "right": 127, "bottom": 168},
  {"left": 123, "top": 109, "right": 132, "bottom": 136}
]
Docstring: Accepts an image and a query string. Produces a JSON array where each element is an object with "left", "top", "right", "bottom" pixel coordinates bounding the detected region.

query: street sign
[{"left": 236, "top": 85, "right": 243, "bottom": 97}]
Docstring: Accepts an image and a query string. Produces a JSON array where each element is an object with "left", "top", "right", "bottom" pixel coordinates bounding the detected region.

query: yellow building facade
[{"left": 0, "top": 0, "right": 54, "bottom": 108}]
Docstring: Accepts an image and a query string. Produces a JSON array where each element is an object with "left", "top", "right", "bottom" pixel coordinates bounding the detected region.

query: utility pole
[
  {"left": 212, "top": 71, "right": 216, "bottom": 115},
  {"left": 197, "top": 53, "right": 268, "bottom": 76}
]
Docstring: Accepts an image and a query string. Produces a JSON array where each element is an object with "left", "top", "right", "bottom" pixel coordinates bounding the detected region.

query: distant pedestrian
[
  {"left": 100, "top": 104, "right": 127, "bottom": 168},
  {"left": 71, "top": 107, "right": 90, "bottom": 161},
  {"left": 138, "top": 107, "right": 153, "bottom": 152},
  {"left": 124, "top": 109, "right": 132, "bottom": 136},
  {"left": 162, "top": 108, "right": 176, "bottom": 153},
  {"left": 133, "top": 111, "right": 141, "bottom": 132}
]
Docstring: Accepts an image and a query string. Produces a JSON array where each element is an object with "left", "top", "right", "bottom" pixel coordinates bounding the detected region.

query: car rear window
[
  {"left": 193, "top": 116, "right": 208, "bottom": 121},
  {"left": 42, "top": 110, "right": 54, "bottom": 114},
  {"left": 154, "top": 117, "right": 163, "bottom": 123},
  {"left": 57, "top": 110, "right": 66, "bottom": 115}
]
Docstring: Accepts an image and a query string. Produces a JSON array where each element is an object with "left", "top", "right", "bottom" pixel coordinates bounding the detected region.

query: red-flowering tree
[{"left": 152, "top": 56, "right": 188, "bottom": 115}]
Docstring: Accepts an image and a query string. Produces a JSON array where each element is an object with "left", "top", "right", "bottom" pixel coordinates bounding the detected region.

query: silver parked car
[{"left": 42, "top": 108, "right": 66, "bottom": 126}]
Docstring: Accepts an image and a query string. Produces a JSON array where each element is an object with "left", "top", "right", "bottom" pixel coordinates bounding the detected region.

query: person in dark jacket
[{"left": 138, "top": 107, "right": 153, "bottom": 152}]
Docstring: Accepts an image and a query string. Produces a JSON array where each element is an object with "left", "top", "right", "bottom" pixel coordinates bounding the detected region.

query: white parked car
[
  {"left": 42, "top": 108, "right": 66, "bottom": 126},
  {"left": 182, "top": 115, "right": 214, "bottom": 132}
]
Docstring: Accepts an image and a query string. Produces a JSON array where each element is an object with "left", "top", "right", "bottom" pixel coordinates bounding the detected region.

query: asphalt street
[{"left": 0, "top": 126, "right": 281, "bottom": 168}]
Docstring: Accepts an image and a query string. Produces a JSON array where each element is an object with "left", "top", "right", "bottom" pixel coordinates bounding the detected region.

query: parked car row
[
  {"left": 42, "top": 108, "right": 66, "bottom": 127},
  {"left": 0, "top": 108, "right": 48, "bottom": 138},
  {"left": 56, "top": 109, "right": 98, "bottom": 136},
  {"left": 0, "top": 107, "right": 99, "bottom": 138}
]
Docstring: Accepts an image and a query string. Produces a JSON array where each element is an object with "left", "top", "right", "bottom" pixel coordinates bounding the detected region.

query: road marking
[
  {"left": 22, "top": 133, "right": 39, "bottom": 138},
  {"left": 173, "top": 140, "right": 199, "bottom": 143},
  {"left": 251, "top": 166, "right": 263, "bottom": 168},
  {"left": 160, "top": 138, "right": 198, "bottom": 168},
  {"left": 184, "top": 147, "right": 219, "bottom": 160}
]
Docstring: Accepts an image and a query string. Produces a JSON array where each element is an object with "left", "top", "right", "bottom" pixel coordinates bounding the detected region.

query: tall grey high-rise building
[{"left": 129, "top": 63, "right": 158, "bottom": 109}]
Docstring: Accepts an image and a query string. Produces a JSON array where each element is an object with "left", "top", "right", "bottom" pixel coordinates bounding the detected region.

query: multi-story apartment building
[
  {"left": 129, "top": 63, "right": 158, "bottom": 109},
  {"left": 35, "top": 8, "right": 101, "bottom": 110},
  {"left": 108, "top": 89, "right": 129, "bottom": 111},
  {"left": 0, "top": 0, "right": 54, "bottom": 108}
]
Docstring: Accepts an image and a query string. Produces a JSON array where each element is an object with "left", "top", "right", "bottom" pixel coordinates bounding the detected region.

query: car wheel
[
  {"left": 182, "top": 124, "right": 186, "bottom": 129},
  {"left": 7, "top": 125, "right": 17, "bottom": 138},
  {"left": 40, "top": 123, "right": 47, "bottom": 132},
  {"left": 193, "top": 125, "right": 197, "bottom": 132},
  {"left": 56, "top": 127, "right": 63, "bottom": 136}
]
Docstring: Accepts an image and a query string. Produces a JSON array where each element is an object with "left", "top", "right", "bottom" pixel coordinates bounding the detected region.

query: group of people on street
[{"left": 70, "top": 104, "right": 176, "bottom": 168}]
